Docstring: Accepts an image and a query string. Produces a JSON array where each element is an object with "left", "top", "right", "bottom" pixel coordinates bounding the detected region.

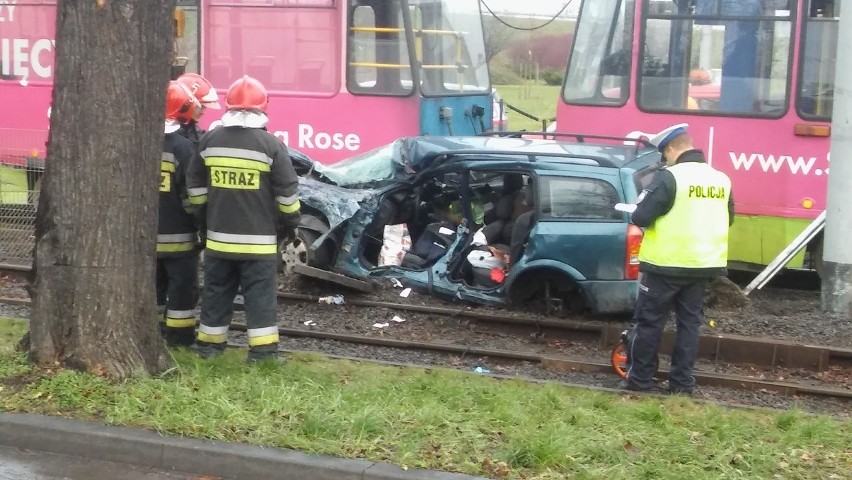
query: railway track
[
  {"left": 1, "top": 285, "right": 850, "bottom": 402},
  {"left": 276, "top": 292, "right": 852, "bottom": 373}
]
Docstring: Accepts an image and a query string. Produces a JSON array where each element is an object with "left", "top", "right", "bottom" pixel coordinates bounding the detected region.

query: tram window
[
  {"left": 410, "top": 0, "right": 490, "bottom": 96},
  {"left": 174, "top": 1, "right": 199, "bottom": 77},
  {"left": 797, "top": 0, "right": 840, "bottom": 120},
  {"left": 563, "top": 0, "right": 634, "bottom": 106},
  {"left": 207, "top": 1, "right": 339, "bottom": 95},
  {"left": 638, "top": 0, "right": 793, "bottom": 118},
  {"left": 347, "top": 1, "right": 415, "bottom": 96}
]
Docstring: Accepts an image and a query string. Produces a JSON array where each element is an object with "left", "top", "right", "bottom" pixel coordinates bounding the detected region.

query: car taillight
[{"left": 625, "top": 224, "right": 643, "bottom": 280}]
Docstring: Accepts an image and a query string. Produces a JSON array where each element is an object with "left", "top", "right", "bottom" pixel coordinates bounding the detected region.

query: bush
[
  {"left": 489, "top": 61, "right": 523, "bottom": 85},
  {"left": 540, "top": 68, "right": 564, "bottom": 86}
]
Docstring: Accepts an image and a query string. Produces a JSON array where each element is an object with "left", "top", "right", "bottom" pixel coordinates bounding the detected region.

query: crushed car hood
[{"left": 298, "top": 177, "right": 373, "bottom": 229}]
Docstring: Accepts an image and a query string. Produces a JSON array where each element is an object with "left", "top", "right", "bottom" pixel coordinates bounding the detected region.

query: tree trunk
[{"left": 29, "top": 0, "right": 176, "bottom": 378}]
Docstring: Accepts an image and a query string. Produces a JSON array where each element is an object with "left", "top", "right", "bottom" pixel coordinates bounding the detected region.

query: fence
[{"left": 0, "top": 159, "right": 42, "bottom": 268}]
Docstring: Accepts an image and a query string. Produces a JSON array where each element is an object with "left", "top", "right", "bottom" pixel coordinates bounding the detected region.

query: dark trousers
[
  {"left": 156, "top": 254, "right": 200, "bottom": 333},
  {"left": 626, "top": 272, "right": 707, "bottom": 392},
  {"left": 198, "top": 256, "right": 279, "bottom": 350}
]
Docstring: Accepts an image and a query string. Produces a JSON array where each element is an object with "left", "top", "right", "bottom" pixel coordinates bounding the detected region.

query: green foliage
[
  {"left": 540, "top": 68, "right": 564, "bottom": 86},
  {"left": 490, "top": 60, "right": 523, "bottom": 85},
  {"left": 494, "top": 84, "right": 561, "bottom": 131},
  {"left": 2, "top": 320, "right": 851, "bottom": 480}
]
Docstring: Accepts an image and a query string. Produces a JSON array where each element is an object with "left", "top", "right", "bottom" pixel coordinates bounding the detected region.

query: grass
[
  {"left": 1, "top": 318, "right": 851, "bottom": 479},
  {"left": 495, "top": 84, "right": 561, "bottom": 132}
]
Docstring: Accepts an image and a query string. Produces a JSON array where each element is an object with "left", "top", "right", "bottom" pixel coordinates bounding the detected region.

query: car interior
[{"left": 356, "top": 168, "right": 536, "bottom": 290}]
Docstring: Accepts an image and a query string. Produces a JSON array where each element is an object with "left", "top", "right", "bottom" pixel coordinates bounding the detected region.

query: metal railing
[{"left": 0, "top": 157, "right": 41, "bottom": 267}]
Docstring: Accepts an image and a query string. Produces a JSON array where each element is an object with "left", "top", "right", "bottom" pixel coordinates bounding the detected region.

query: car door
[{"left": 522, "top": 171, "right": 628, "bottom": 281}]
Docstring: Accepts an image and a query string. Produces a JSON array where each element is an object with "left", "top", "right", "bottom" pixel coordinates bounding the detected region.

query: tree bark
[{"left": 29, "top": 0, "right": 176, "bottom": 378}]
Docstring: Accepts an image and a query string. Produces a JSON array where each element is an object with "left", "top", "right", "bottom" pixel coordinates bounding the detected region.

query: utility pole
[{"left": 821, "top": 3, "right": 852, "bottom": 315}]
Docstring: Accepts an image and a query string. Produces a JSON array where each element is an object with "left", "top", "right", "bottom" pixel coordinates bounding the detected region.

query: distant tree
[
  {"left": 28, "top": 0, "right": 175, "bottom": 378},
  {"left": 482, "top": 17, "right": 518, "bottom": 62},
  {"left": 508, "top": 33, "right": 574, "bottom": 70}
]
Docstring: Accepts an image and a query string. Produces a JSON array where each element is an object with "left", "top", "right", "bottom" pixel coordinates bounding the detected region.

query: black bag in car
[{"left": 401, "top": 222, "right": 457, "bottom": 269}]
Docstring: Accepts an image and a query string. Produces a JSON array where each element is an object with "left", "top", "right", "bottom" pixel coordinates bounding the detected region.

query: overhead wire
[{"left": 479, "top": 0, "right": 575, "bottom": 31}]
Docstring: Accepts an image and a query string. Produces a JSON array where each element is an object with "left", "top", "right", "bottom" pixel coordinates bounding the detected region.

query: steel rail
[
  {"left": 277, "top": 292, "right": 852, "bottom": 372},
  {"left": 227, "top": 323, "right": 852, "bottom": 401}
]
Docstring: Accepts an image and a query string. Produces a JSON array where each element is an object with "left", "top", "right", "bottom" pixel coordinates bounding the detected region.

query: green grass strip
[{"left": 1, "top": 318, "right": 849, "bottom": 479}]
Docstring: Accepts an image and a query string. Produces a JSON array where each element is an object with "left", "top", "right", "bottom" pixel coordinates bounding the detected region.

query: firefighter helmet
[
  {"left": 176, "top": 72, "right": 221, "bottom": 109},
  {"left": 225, "top": 75, "right": 268, "bottom": 112},
  {"left": 165, "top": 81, "right": 201, "bottom": 124}
]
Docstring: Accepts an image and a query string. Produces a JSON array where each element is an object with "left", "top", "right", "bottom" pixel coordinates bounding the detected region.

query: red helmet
[
  {"left": 176, "top": 72, "right": 221, "bottom": 109},
  {"left": 225, "top": 75, "right": 268, "bottom": 111},
  {"left": 165, "top": 81, "right": 201, "bottom": 124}
]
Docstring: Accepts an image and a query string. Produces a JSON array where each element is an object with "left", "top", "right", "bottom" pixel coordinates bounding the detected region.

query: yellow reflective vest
[{"left": 639, "top": 162, "right": 731, "bottom": 269}]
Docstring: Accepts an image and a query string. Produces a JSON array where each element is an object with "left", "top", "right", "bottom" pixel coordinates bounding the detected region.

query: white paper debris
[
  {"left": 399, "top": 287, "right": 412, "bottom": 298},
  {"left": 391, "top": 315, "right": 406, "bottom": 323},
  {"left": 372, "top": 322, "right": 390, "bottom": 328}
]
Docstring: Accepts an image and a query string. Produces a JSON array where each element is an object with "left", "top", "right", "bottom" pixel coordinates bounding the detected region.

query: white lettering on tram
[
  {"left": 210, "top": 121, "right": 362, "bottom": 153},
  {"left": 297, "top": 124, "right": 360, "bottom": 151},
  {"left": 0, "top": 1, "right": 16, "bottom": 22},
  {"left": 0, "top": 1, "right": 56, "bottom": 87},
  {"left": 728, "top": 152, "right": 823, "bottom": 175}
]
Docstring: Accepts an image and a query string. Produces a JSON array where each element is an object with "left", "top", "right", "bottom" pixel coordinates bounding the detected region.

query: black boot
[
  {"left": 247, "top": 344, "right": 284, "bottom": 364},
  {"left": 163, "top": 327, "right": 196, "bottom": 348},
  {"left": 191, "top": 341, "right": 226, "bottom": 359}
]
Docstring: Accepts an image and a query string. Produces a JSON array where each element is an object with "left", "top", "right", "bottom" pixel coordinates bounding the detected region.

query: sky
[{"left": 479, "top": 0, "right": 580, "bottom": 18}]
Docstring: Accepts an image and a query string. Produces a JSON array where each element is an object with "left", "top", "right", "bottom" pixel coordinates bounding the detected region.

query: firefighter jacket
[
  {"left": 158, "top": 133, "right": 198, "bottom": 257},
  {"left": 633, "top": 150, "right": 732, "bottom": 277},
  {"left": 177, "top": 122, "right": 204, "bottom": 145},
  {"left": 186, "top": 121, "right": 301, "bottom": 260}
]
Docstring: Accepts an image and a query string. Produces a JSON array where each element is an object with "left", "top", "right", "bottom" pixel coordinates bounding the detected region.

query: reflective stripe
[
  {"left": 157, "top": 242, "right": 196, "bottom": 253},
  {"left": 199, "top": 324, "right": 229, "bottom": 335},
  {"left": 161, "top": 152, "right": 176, "bottom": 163},
  {"left": 204, "top": 156, "right": 271, "bottom": 172},
  {"left": 158, "top": 233, "right": 196, "bottom": 243},
  {"left": 276, "top": 195, "right": 299, "bottom": 205},
  {"left": 206, "top": 240, "right": 277, "bottom": 255},
  {"left": 189, "top": 187, "right": 208, "bottom": 196},
  {"left": 197, "top": 324, "right": 228, "bottom": 344},
  {"left": 166, "top": 312, "right": 197, "bottom": 329},
  {"left": 158, "top": 233, "right": 196, "bottom": 253},
  {"left": 167, "top": 309, "right": 195, "bottom": 319},
  {"left": 247, "top": 326, "right": 280, "bottom": 347},
  {"left": 248, "top": 326, "right": 279, "bottom": 337},
  {"left": 201, "top": 147, "right": 274, "bottom": 166},
  {"left": 160, "top": 161, "right": 175, "bottom": 173},
  {"left": 248, "top": 334, "right": 279, "bottom": 347},
  {"left": 278, "top": 200, "right": 301, "bottom": 214},
  {"left": 188, "top": 195, "right": 208, "bottom": 205},
  {"left": 208, "top": 231, "right": 277, "bottom": 245}
]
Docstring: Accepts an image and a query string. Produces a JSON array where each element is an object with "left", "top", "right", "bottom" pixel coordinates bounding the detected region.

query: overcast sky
[{"left": 479, "top": 0, "right": 580, "bottom": 18}]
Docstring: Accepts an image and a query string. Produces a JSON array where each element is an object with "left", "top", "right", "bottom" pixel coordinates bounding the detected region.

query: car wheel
[{"left": 280, "top": 228, "right": 331, "bottom": 273}]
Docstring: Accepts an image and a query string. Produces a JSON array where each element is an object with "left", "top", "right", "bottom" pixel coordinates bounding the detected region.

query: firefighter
[
  {"left": 175, "top": 72, "right": 221, "bottom": 144},
  {"left": 159, "top": 81, "right": 203, "bottom": 347},
  {"left": 622, "top": 123, "right": 734, "bottom": 394},
  {"left": 186, "top": 75, "right": 301, "bottom": 363},
  {"left": 175, "top": 72, "right": 248, "bottom": 309}
]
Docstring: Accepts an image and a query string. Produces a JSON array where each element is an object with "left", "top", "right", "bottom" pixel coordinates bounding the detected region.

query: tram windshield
[
  {"left": 348, "top": 0, "right": 489, "bottom": 96},
  {"left": 564, "top": 0, "right": 809, "bottom": 118}
]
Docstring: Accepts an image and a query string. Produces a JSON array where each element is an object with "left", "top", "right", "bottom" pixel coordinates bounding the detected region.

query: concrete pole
[{"left": 821, "top": 4, "right": 852, "bottom": 315}]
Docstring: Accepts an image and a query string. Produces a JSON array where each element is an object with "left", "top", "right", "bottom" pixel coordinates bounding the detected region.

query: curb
[{"left": 0, "top": 413, "right": 490, "bottom": 480}]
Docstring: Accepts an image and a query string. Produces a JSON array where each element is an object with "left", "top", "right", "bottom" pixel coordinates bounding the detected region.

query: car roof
[{"left": 405, "top": 135, "right": 658, "bottom": 171}]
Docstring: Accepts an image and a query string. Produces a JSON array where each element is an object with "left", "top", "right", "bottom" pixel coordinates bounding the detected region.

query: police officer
[
  {"left": 159, "top": 81, "right": 203, "bottom": 347},
  {"left": 623, "top": 123, "right": 734, "bottom": 394},
  {"left": 175, "top": 72, "right": 221, "bottom": 144},
  {"left": 186, "top": 75, "right": 301, "bottom": 363}
]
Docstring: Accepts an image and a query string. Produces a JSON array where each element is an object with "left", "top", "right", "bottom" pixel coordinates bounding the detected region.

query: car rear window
[{"left": 539, "top": 177, "right": 621, "bottom": 221}]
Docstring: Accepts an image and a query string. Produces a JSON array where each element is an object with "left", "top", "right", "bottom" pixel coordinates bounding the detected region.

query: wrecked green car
[{"left": 285, "top": 135, "right": 662, "bottom": 314}]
